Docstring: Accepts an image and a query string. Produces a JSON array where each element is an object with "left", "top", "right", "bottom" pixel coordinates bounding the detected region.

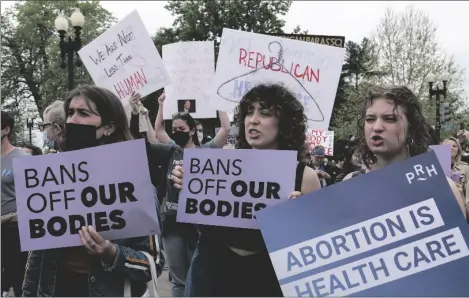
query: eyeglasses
[{"left": 38, "top": 123, "right": 53, "bottom": 132}]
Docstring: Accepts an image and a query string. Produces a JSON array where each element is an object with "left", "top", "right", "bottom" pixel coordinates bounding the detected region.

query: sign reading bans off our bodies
[
  {"left": 257, "top": 151, "right": 469, "bottom": 296},
  {"left": 13, "top": 140, "right": 160, "bottom": 251},
  {"left": 78, "top": 10, "right": 171, "bottom": 102},
  {"left": 177, "top": 149, "right": 296, "bottom": 229}
]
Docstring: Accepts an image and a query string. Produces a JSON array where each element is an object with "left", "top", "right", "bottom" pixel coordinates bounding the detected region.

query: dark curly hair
[
  {"left": 356, "top": 86, "right": 432, "bottom": 168},
  {"left": 172, "top": 112, "right": 200, "bottom": 147},
  {"left": 233, "top": 83, "right": 308, "bottom": 161}
]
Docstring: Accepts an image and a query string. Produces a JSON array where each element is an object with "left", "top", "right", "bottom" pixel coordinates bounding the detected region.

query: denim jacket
[{"left": 22, "top": 192, "right": 163, "bottom": 297}]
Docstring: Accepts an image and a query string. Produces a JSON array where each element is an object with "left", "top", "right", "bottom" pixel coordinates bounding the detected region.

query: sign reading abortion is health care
[
  {"left": 257, "top": 151, "right": 469, "bottom": 296},
  {"left": 78, "top": 10, "right": 171, "bottom": 102},
  {"left": 177, "top": 149, "right": 296, "bottom": 229},
  {"left": 13, "top": 140, "right": 160, "bottom": 252}
]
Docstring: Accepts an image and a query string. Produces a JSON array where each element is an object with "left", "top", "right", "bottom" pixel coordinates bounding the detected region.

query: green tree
[
  {"left": 370, "top": 5, "right": 466, "bottom": 126},
  {"left": 154, "top": 0, "right": 292, "bottom": 56},
  {"left": 146, "top": 0, "right": 294, "bottom": 120},
  {"left": 330, "top": 38, "right": 381, "bottom": 131},
  {"left": 1, "top": 0, "right": 116, "bottom": 119}
]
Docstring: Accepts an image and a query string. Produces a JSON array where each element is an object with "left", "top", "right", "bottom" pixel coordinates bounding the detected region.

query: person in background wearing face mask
[
  {"left": 194, "top": 120, "right": 204, "bottom": 145},
  {"left": 150, "top": 91, "right": 230, "bottom": 296},
  {"left": 39, "top": 100, "right": 66, "bottom": 152},
  {"left": 1, "top": 111, "right": 29, "bottom": 297}
]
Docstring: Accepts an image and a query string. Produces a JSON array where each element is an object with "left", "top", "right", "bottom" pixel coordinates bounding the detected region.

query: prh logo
[{"left": 405, "top": 164, "right": 438, "bottom": 184}]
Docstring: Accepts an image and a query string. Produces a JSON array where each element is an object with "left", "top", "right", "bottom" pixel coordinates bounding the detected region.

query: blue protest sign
[{"left": 257, "top": 151, "right": 469, "bottom": 297}]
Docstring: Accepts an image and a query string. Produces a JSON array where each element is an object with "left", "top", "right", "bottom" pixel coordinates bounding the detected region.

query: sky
[
  {"left": 1, "top": 0, "right": 468, "bottom": 144},
  {"left": 1, "top": 0, "right": 468, "bottom": 92}
]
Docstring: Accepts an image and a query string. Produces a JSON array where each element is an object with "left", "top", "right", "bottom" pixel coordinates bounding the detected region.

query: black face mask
[
  {"left": 172, "top": 130, "right": 191, "bottom": 147},
  {"left": 64, "top": 123, "right": 100, "bottom": 151}
]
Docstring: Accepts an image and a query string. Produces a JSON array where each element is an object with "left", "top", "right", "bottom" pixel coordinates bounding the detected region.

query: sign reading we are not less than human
[
  {"left": 177, "top": 149, "right": 296, "bottom": 229},
  {"left": 78, "top": 10, "right": 171, "bottom": 102},
  {"left": 13, "top": 140, "right": 160, "bottom": 251},
  {"left": 257, "top": 151, "right": 469, "bottom": 297}
]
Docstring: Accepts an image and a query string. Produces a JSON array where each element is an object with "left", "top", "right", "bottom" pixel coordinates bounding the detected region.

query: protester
[
  {"left": 334, "top": 144, "right": 363, "bottom": 183},
  {"left": 21, "top": 143, "right": 43, "bottom": 155},
  {"left": 194, "top": 120, "right": 205, "bottom": 144},
  {"left": 124, "top": 91, "right": 158, "bottom": 143},
  {"left": 150, "top": 91, "right": 231, "bottom": 296},
  {"left": 442, "top": 137, "right": 469, "bottom": 198},
  {"left": 344, "top": 86, "right": 466, "bottom": 217},
  {"left": 171, "top": 84, "right": 321, "bottom": 297},
  {"left": 1, "top": 111, "right": 29, "bottom": 297},
  {"left": 308, "top": 145, "right": 331, "bottom": 187},
  {"left": 22, "top": 85, "right": 162, "bottom": 297},
  {"left": 39, "top": 100, "right": 66, "bottom": 152}
]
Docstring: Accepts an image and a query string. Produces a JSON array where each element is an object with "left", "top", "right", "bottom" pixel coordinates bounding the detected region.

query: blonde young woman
[
  {"left": 442, "top": 137, "right": 469, "bottom": 197},
  {"left": 344, "top": 86, "right": 466, "bottom": 218}
]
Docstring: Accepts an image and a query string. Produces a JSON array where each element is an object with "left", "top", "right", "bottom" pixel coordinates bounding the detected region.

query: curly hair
[
  {"left": 233, "top": 83, "right": 308, "bottom": 161},
  {"left": 355, "top": 86, "right": 432, "bottom": 168}
]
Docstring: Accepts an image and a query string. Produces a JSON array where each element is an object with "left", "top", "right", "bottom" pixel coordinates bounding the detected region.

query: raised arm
[
  {"left": 211, "top": 111, "right": 231, "bottom": 148},
  {"left": 154, "top": 92, "right": 171, "bottom": 144}
]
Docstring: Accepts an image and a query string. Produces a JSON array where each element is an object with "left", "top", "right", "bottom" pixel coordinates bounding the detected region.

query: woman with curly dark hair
[
  {"left": 171, "top": 83, "right": 321, "bottom": 296},
  {"left": 343, "top": 86, "right": 466, "bottom": 217}
]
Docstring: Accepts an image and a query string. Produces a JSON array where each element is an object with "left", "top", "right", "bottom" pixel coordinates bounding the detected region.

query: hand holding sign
[
  {"left": 158, "top": 91, "right": 166, "bottom": 105},
  {"left": 288, "top": 191, "right": 302, "bottom": 200},
  {"left": 128, "top": 91, "right": 142, "bottom": 114},
  {"left": 79, "top": 225, "right": 117, "bottom": 263},
  {"left": 172, "top": 165, "right": 184, "bottom": 189}
]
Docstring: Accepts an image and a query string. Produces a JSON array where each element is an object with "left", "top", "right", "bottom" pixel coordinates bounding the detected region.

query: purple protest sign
[
  {"left": 176, "top": 148, "right": 297, "bottom": 229},
  {"left": 13, "top": 139, "right": 160, "bottom": 252},
  {"left": 430, "top": 144, "right": 451, "bottom": 177}
]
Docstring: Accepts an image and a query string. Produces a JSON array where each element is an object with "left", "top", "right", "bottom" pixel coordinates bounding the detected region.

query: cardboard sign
[
  {"left": 266, "top": 33, "right": 345, "bottom": 48},
  {"left": 306, "top": 129, "right": 334, "bottom": 156},
  {"left": 429, "top": 144, "right": 452, "bottom": 177},
  {"left": 78, "top": 10, "right": 171, "bottom": 102},
  {"left": 257, "top": 151, "right": 469, "bottom": 296},
  {"left": 163, "top": 41, "right": 217, "bottom": 119},
  {"left": 215, "top": 126, "right": 239, "bottom": 147},
  {"left": 177, "top": 148, "right": 296, "bottom": 229},
  {"left": 211, "top": 28, "right": 345, "bottom": 130},
  {"left": 13, "top": 140, "right": 160, "bottom": 251}
]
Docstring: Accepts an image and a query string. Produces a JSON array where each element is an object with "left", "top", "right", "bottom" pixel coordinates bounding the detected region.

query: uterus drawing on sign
[{"left": 216, "top": 41, "right": 324, "bottom": 123}]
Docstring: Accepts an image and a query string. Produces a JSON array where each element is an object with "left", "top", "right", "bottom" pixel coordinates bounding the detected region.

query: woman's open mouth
[{"left": 371, "top": 135, "right": 384, "bottom": 146}]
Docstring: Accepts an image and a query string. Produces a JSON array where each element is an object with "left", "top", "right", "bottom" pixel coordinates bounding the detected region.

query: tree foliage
[
  {"left": 371, "top": 6, "right": 466, "bottom": 110},
  {"left": 330, "top": 38, "right": 380, "bottom": 132},
  {"left": 154, "top": 0, "right": 292, "bottom": 56},
  {"left": 146, "top": 0, "right": 294, "bottom": 119},
  {"left": 1, "top": 0, "right": 116, "bottom": 120}
]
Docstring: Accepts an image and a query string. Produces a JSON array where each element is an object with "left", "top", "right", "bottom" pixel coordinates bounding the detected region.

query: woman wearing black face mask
[
  {"left": 145, "top": 91, "right": 230, "bottom": 297},
  {"left": 22, "top": 85, "right": 163, "bottom": 297}
]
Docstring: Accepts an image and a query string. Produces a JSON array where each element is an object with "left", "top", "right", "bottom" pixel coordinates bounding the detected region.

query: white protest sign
[
  {"left": 13, "top": 140, "right": 160, "bottom": 251},
  {"left": 215, "top": 126, "right": 239, "bottom": 147},
  {"left": 306, "top": 128, "right": 334, "bottom": 156},
  {"left": 163, "top": 41, "right": 217, "bottom": 119},
  {"left": 78, "top": 10, "right": 171, "bottom": 102},
  {"left": 211, "top": 28, "right": 345, "bottom": 130}
]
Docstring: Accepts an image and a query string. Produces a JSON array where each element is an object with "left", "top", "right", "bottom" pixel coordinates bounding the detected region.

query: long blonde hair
[{"left": 443, "top": 137, "right": 462, "bottom": 164}]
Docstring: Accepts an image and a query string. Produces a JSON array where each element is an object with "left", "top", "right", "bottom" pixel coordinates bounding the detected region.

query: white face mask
[{"left": 197, "top": 132, "right": 203, "bottom": 144}]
